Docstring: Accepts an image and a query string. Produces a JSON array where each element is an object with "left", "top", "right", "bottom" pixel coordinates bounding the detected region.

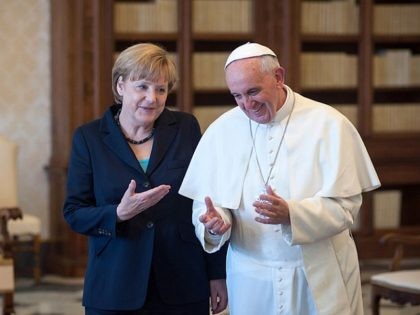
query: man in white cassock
[{"left": 179, "top": 42, "right": 380, "bottom": 315}]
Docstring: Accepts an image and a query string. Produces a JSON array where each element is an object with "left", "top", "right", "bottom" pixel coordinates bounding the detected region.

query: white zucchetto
[{"left": 224, "top": 42, "right": 277, "bottom": 69}]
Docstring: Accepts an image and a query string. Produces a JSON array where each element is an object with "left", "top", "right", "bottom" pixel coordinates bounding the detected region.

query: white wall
[{"left": 0, "top": 0, "right": 51, "bottom": 238}]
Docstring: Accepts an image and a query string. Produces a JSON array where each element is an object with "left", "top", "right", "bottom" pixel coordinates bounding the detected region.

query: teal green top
[{"left": 139, "top": 158, "right": 150, "bottom": 172}]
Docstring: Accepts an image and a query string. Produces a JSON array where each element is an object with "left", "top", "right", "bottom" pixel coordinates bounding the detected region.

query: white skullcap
[{"left": 225, "top": 42, "right": 277, "bottom": 69}]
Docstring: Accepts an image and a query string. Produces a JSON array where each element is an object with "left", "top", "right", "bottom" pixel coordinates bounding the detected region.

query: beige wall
[{"left": 0, "top": 0, "right": 51, "bottom": 238}]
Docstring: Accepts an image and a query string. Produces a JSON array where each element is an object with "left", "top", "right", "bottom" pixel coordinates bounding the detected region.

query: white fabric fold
[{"left": 179, "top": 87, "right": 380, "bottom": 209}]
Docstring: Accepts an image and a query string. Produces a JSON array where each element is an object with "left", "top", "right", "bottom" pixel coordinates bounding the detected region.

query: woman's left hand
[{"left": 116, "top": 179, "right": 171, "bottom": 221}]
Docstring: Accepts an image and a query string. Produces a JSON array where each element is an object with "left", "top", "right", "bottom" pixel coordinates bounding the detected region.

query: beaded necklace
[{"left": 114, "top": 108, "right": 154, "bottom": 145}]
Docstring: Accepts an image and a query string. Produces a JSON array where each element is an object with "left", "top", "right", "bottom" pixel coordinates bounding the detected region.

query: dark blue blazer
[{"left": 63, "top": 105, "right": 227, "bottom": 310}]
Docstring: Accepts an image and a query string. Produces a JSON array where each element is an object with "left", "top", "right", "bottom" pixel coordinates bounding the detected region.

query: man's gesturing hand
[
  {"left": 199, "top": 197, "right": 231, "bottom": 236},
  {"left": 253, "top": 185, "right": 290, "bottom": 224}
]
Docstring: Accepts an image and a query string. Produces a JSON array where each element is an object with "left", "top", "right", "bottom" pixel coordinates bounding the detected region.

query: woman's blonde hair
[{"left": 111, "top": 43, "right": 177, "bottom": 104}]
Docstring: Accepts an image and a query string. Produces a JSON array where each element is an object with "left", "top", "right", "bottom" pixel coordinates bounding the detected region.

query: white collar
[
  {"left": 272, "top": 85, "right": 294, "bottom": 124},
  {"left": 249, "top": 85, "right": 294, "bottom": 128}
]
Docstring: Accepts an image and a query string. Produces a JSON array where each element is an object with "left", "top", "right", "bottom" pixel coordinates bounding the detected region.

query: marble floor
[{"left": 1, "top": 263, "right": 420, "bottom": 315}]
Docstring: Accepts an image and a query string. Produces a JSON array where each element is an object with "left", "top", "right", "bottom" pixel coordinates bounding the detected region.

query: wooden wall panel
[{"left": 48, "top": 0, "right": 113, "bottom": 277}]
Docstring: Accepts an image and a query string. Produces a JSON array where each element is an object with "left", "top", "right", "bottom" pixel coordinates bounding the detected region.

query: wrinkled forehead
[
  {"left": 226, "top": 58, "right": 264, "bottom": 82},
  {"left": 226, "top": 66, "right": 270, "bottom": 96}
]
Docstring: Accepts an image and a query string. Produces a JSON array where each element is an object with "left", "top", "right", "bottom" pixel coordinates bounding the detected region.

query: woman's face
[{"left": 117, "top": 76, "right": 168, "bottom": 127}]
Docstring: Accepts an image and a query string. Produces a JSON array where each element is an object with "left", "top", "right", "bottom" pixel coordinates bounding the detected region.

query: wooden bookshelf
[
  {"left": 112, "top": 0, "right": 255, "bottom": 112},
  {"left": 367, "top": 0, "right": 420, "bottom": 260},
  {"left": 296, "top": 0, "right": 420, "bottom": 258},
  {"left": 49, "top": 0, "right": 420, "bottom": 276}
]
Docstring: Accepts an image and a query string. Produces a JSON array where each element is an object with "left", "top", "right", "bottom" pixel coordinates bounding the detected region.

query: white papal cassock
[{"left": 179, "top": 86, "right": 380, "bottom": 315}]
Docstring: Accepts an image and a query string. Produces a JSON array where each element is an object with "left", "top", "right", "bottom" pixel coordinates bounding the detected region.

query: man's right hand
[{"left": 199, "top": 196, "right": 231, "bottom": 236}]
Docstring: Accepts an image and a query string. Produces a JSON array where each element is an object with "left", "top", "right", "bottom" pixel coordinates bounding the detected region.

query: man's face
[{"left": 225, "top": 58, "right": 285, "bottom": 124}]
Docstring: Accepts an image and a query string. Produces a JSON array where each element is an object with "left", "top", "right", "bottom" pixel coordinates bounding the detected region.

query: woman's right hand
[{"left": 116, "top": 179, "right": 171, "bottom": 221}]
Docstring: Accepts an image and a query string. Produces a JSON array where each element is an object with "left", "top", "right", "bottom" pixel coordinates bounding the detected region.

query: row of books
[
  {"left": 113, "top": 1, "right": 419, "bottom": 36},
  {"left": 114, "top": 0, "right": 177, "bottom": 33},
  {"left": 316, "top": 103, "right": 420, "bottom": 133},
  {"left": 301, "top": 0, "right": 359, "bottom": 35},
  {"left": 374, "top": 4, "right": 420, "bottom": 35},
  {"left": 353, "top": 189, "right": 403, "bottom": 231},
  {"left": 300, "top": 53, "right": 358, "bottom": 88},
  {"left": 374, "top": 50, "right": 420, "bottom": 87},
  {"left": 115, "top": 49, "right": 420, "bottom": 90},
  {"left": 373, "top": 103, "right": 420, "bottom": 132},
  {"left": 301, "top": 1, "right": 420, "bottom": 35},
  {"left": 305, "top": 102, "right": 420, "bottom": 134},
  {"left": 300, "top": 51, "right": 420, "bottom": 88},
  {"left": 114, "top": 2, "right": 419, "bottom": 38},
  {"left": 193, "top": 53, "right": 229, "bottom": 89},
  {"left": 114, "top": 0, "right": 252, "bottom": 34},
  {"left": 372, "top": 190, "right": 401, "bottom": 229},
  {"left": 193, "top": 101, "right": 419, "bottom": 139},
  {"left": 193, "top": 0, "right": 252, "bottom": 33}
]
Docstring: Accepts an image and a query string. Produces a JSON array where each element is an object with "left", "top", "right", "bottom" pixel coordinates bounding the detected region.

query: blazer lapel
[
  {"left": 100, "top": 107, "right": 142, "bottom": 173},
  {"left": 147, "top": 109, "right": 177, "bottom": 175}
]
